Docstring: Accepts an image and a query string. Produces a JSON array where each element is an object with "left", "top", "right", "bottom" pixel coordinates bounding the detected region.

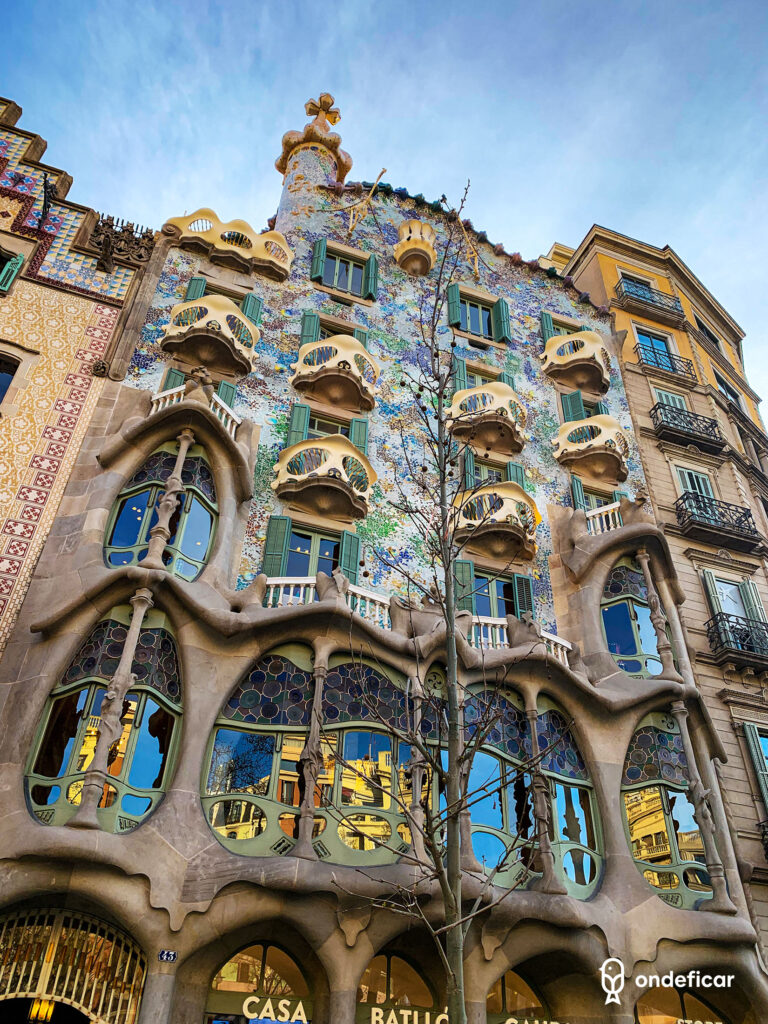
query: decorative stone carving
[
  {"left": 389, "top": 592, "right": 472, "bottom": 642},
  {"left": 505, "top": 611, "right": 543, "bottom": 649},
  {"left": 290, "top": 334, "right": 380, "bottom": 412},
  {"left": 271, "top": 434, "right": 376, "bottom": 519},
  {"left": 89, "top": 214, "right": 156, "bottom": 271},
  {"left": 316, "top": 566, "right": 351, "bottom": 601},
  {"left": 160, "top": 294, "right": 257, "bottom": 380},
  {"left": 455, "top": 481, "right": 540, "bottom": 562},
  {"left": 540, "top": 329, "right": 610, "bottom": 394},
  {"left": 275, "top": 93, "right": 353, "bottom": 184},
  {"left": 552, "top": 414, "right": 629, "bottom": 481}
]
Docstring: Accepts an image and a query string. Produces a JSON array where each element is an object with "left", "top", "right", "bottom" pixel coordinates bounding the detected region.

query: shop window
[
  {"left": 635, "top": 988, "right": 733, "bottom": 1023},
  {"left": 357, "top": 953, "right": 435, "bottom": 1008},
  {"left": 0, "top": 353, "right": 20, "bottom": 406},
  {"left": 206, "top": 942, "right": 312, "bottom": 1022},
  {"left": 486, "top": 970, "right": 548, "bottom": 1021},
  {"left": 601, "top": 557, "right": 669, "bottom": 677},
  {"left": 104, "top": 444, "right": 217, "bottom": 581},
  {"left": 622, "top": 712, "right": 712, "bottom": 910},
  {"left": 26, "top": 608, "right": 181, "bottom": 831}
]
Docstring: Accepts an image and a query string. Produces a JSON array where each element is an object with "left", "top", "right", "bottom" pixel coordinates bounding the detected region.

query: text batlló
[{"left": 368, "top": 1013, "right": 568, "bottom": 1024}]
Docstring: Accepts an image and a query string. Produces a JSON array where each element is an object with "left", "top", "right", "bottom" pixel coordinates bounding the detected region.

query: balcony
[
  {"left": 705, "top": 613, "right": 768, "bottom": 668},
  {"left": 614, "top": 279, "right": 685, "bottom": 327},
  {"left": 448, "top": 382, "right": 527, "bottom": 455},
  {"left": 552, "top": 415, "right": 629, "bottom": 482},
  {"left": 585, "top": 501, "right": 622, "bottom": 535},
  {"left": 674, "top": 492, "right": 760, "bottom": 551},
  {"left": 634, "top": 343, "right": 697, "bottom": 381},
  {"left": 454, "top": 481, "right": 540, "bottom": 561},
  {"left": 150, "top": 384, "right": 242, "bottom": 438},
  {"left": 540, "top": 330, "right": 611, "bottom": 394},
  {"left": 290, "top": 334, "right": 380, "bottom": 412},
  {"left": 393, "top": 219, "right": 437, "bottom": 277},
  {"left": 163, "top": 208, "right": 293, "bottom": 280},
  {"left": 271, "top": 435, "right": 376, "bottom": 519},
  {"left": 471, "top": 618, "right": 571, "bottom": 664},
  {"left": 160, "top": 294, "right": 257, "bottom": 379},
  {"left": 650, "top": 403, "right": 726, "bottom": 454}
]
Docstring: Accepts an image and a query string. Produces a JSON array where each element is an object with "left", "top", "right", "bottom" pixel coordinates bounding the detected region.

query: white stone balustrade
[{"left": 585, "top": 501, "right": 623, "bottom": 535}]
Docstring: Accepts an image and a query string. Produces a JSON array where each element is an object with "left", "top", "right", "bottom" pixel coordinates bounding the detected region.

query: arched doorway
[
  {"left": 486, "top": 969, "right": 549, "bottom": 1023},
  {"left": 205, "top": 943, "right": 312, "bottom": 1023},
  {"left": 0, "top": 906, "right": 146, "bottom": 1024},
  {"left": 356, "top": 951, "right": 442, "bottom": 1023}
]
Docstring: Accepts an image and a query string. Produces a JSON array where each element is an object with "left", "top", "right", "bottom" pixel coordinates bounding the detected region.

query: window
[
  {"left": 702, "top": 570, "right": 765, "bottom": 622},
  {"left": 184, "top": 275, "right": 262, "bottom": 324},
  {"left": 654, "top": 387, "right": 687, "bottom": 410},
  {"left": 323, "top": 251, "right": 364, "bottom": 296},
  {"left": 286, "top": 529, "right": 340, "bottom": 577},
  {"left": 286, "top": 401, "right": 368, "bottom": 453},
  {"left": 473, "top": 457, "right": 504, "bottom": 487},
  {"left": 457, "top": 562, "right": 533, "bottom": 620},
  {"left": 620, "top": 272, "right": 654, "bottom": 297},
  {"left": 0, "top": 250, "right": 24, "bottom": 295},
  {"left": 104, "top": 444, "right": 217, "bottom": 581},
  {"left": 636, "top": 329, "right": 673, "bottom": 369},
  {"left": 714, "top": 370, "right": 743, "bottom": 409},
  {"left": 262, "top": 515, "right": 360, "bottom": 585},
  {"left": 540, "top": 310, "right": 582, "bottom": 342},
  {"left": 601, "top": 557, "right": 669, "bottom": 677},
  {"left": 447, "top": 283, "right": 512, "bottom": 344},
  {"left": 560, "top": 389, "right": 608, "bottom": 423},
  {"left": 310, "top": 239, "right": 378, "bottom": 300},
  {"left": 635, "top": 989, "right": 732, "bottom": 1024},
  {"left": 26, "top": 609, "right": 181, "bottom": 831},
  {"left": 571, "top": 476, "right": 627, "bottom": 512},
  {"left": 210, "top": 943, "right": 309, "bottom": 998},
  {"left": 358, "top": 953, "right": 435, "bottom": 1008},
  {"left": 487, "top": 971, "right": 548, "bottom": 1020},
  {"left": 460, "top": 296, "right": 493, "bottom": 340},
  {"left": 466, "top": 366, "right": 495, "bottom": 389},
  {"left": 583, "top": 489, "right": 612, "bottom": 511},
  {"left": 307, "top": 414, "right": 349, "bottom": 439},
  {"left": 695, "top": 315, "right": 721, "bottom": 349},
  {"left": 0, "top": 354, "right": 20, "bottom": 406},
  {"left": 676, "top": 466, "right": 714, "bottom": 499}
]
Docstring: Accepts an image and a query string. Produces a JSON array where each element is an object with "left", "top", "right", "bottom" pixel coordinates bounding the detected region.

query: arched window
[
  {"left": 26, "top": 607, "right": 181, "bottom": 832},
  {"left": 357, "top": 953, "right": 435, "bottom": 1009},
  {"left": 635, "top": 988, "right": 737, "bottom": 1023},
  {"left": 487, "top": 969, "right": 548, "bottom": 1022},
  {"left": 104, "top": 444, "right": 217, "bottom": 581},
  {"left": 622, "top": 712, "right": 712, "bottom": 909},
  {"left": 0, "top": 353, "right": 20, "bottom": 406},
  {"left": 206, "top": 943, "right": 311, "bottom": 1022},
  {"left": 601, "top": 557, "right": 668, "bottom": 677}
]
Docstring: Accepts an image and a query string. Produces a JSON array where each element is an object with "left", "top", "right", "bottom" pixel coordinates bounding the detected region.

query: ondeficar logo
[{"left": 600, "top": 957, "right": 626, "bottom": 1005}]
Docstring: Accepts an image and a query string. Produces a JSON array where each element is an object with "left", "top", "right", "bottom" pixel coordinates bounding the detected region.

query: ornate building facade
[{"left": 0, "top": 93, "right": 766, "bottom": 1024}]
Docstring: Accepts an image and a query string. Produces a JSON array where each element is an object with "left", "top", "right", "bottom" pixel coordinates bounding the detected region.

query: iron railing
[
  {"left": 706, "top": 612, "right": 768, "bottom": 660},
  {"left": 650, "top": 403, "right": 725, "bottom": 445},
  {"left": 634, "top": 343, "right": 696, "bottom": 379},
  {"left": 675, "top": 491, "right": 758, "bottom": 538},
  {"left": 615, "top": 278, "right": 684, "bottom": 315}
]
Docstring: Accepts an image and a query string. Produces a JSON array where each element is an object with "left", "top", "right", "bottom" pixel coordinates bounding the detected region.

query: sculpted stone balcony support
[
  {"left": 163, "top": 208, "right": 293, "bottom": 280},
  {"left": 393, "top": 219, "right": 437, "bottom": 276},
  {"left": 290, "top": 334, "right": 380, "bottom": 412},
  {"left": 448, "top": 382, "right": 527, "bottom": 455},
  {"left": 552, "top": 414, "right": 629, "bottom": 482},
  {"left": 455, "top": 481, "right": 540, "bottom": 561},
  {"left": 540, "top": 330, "right": 611, "bottom": 394},
  {"left": 160, "top": 294, "right": 258, "bottom": 380},
  {"left": 271, "top": 434, "right": 376, "bottom": 519}
]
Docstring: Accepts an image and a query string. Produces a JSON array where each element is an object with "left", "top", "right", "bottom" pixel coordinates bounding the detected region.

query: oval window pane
[
  {"left": 279, "top": 812, "right": 300, "bottom": 838},
  {"left": 338, "top": 814, "right": 392, "bottom": 851},
  {"left": 31, "top": 784, "right": 61, "bottom": 805},
  {"left": 108, "top": 550, "right": 135, "bottom": 566},
  {"left": 179, "top": 496, "right": 212, "bottom": 559},
  {"left": 128, "top": 698, "right": 174, "bottom": 789},
  {"left": 209, "top": 800, "right": 266, "bottom": 840},
  {"left": 206, "top": 729, "right": 275, "bottom": 795},
  {"left": 121, "top": 793, "right": 152, "bottom": 816},
  {"left": 109, "top": 489, "right": 151, "bottom": 548},
  {"left": 396, "top": 822, "right": 412, "bottom": 846},
  {"left": 471, "top": 830, "right": 507, "bottom": 870},
  {"left": 643, "top": 868, "right": 679, "bottom": 889},
  {"left": 562, "top": 848, "right": 595, "bottom": 885}
]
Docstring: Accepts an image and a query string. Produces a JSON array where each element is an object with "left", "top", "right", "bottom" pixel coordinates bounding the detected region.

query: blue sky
[{"left": 4, "top": 1, "right": 767, "bottom": 399}]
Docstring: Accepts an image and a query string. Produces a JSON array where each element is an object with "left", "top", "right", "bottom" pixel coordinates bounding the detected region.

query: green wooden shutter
[
  {"left": 287, "top": 403, "right": 310, "bottom": 447},
  {"left": 513, "top": 575, "right": 534, "bottom": 618},
  {"left": 216, "top": 381, "right": 237, "bottom": 409},
  {"left": 262, "top": 516, "right": 292, "bottom": 577},
  {"left": 498, "top": 371, "right": 515, "bottom": 388},
  {"left": 0, "top": 253, "right": 23, "bottom": 293},
  {"left": 454, "top": 559, "right": 475, "bottom": 613},
  {"left": 595, "top": 401, "right": 610, "bottom": 416},
  {"left": 362, "top": 254, "right": 379, "bottom": 300},
  {"left": 740, "top": 580, "right": 767, "bottom": 622},
  {"left": 452, "top": 356, "right": 468, "bottom": 393},
  {"left": 540, "top": 311, "right": 555, "bottom": 342},
  {"left": 701, "top": 570, "right": 722, "bottom": 615},
  {"left": 655, "top": 388, "right": 687, "bottom": 410},
  {"left": 349, "top": 417, "right": 369, "bottom": 455},
  {"left": 505, "top": 461, "right": 525, "bottom": 487},
  {"left": 185, "top": 275, "right": 207, "bottom": 300},
  {"left": 743, "top": 723, "right": 768, "bottom": 812},
  {"left": 612, "top": 489, "right": 630, "bottom": 503},
  {"left": 162, "top": 367, "right": 186, "bottom": 392},
  {"left": 339, "top": 531, "right": 360, "bottom": 584},
  {"left": 240, "top": 293, "right": 262, "bottom": 325},
  {"left": 447, "top": 283, "right": 461, "bottom": 327},
  {"left": 353, "top": 327, "right": 369, "bottom": 348},
  {"left": 310, "top": 239, "right": 327, "bottom": 282},
  {"left": 578, "top": 325, "right": 591, "bottom": 333},
  {"left": 300, "top": 311, "right": 321, "bottom": 347},
  {"left": 561, "top": 390, "right": 586, "bottom": 422},
  {"left": 463, "top": 449, "right": 476, "bottom": 490},
  {"left": 571, "top": 475, "right": 587, "bottom": 511},
  {"left": 491, "top": 297, "right": 512, "bottom": 343}
]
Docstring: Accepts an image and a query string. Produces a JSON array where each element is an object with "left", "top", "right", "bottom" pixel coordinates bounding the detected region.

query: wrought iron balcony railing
[
  {"left": 615, "top": 278, "right": 684, "bottom": 315},
  {"left": 649, "top": 403, "right": 725, "bottom": 450},
  {"left": 634, "top": 343, "right": 696, "bottom": 380},
  {"left": 706, "top": 612, "right": 768, "bottom": 662},
  {"left": 675, "top": 492, "right": 759, "bottom": 546}
]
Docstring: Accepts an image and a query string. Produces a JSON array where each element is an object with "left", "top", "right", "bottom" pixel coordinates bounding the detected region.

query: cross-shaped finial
[{"left": 305, "top": 93, "right": 341, "bottom": 130}]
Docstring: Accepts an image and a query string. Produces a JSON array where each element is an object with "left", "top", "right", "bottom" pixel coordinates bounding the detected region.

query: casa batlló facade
[{"left": 1, "top": 93, "right": 768, "bottom": 1024}]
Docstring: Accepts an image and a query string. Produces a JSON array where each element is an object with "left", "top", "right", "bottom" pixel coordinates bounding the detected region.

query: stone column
[
  {"left": 141, "top": 428, "right": 195, "bottom": 570},
  {"left": 465, "top": 999, "right": 487, "bottom": 1024},
  {"left": 137, "top": 967, "right": 177, "bottom": 1024},
  {"left": 671, "top": 699, "right": 737, "bottom": 914},
  {"left": 526, "top": 705, "right": 566, "bottom": 895},
  {"left": 636, "top": 548, "right": 681, "bottom": 681},
  {"left": 70, "top": 587, "right": 154, "bottom": 829},
  {"left": 293, "top": 665, "right": 325, "bottom": 860},
  {"left": 328, "top": 988, "right": 357, "bottom": 1024}
]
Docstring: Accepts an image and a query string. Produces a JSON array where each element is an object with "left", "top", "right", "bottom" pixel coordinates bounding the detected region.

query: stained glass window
[{"left": 223, "top": 655, "right": 313, "bottom": 726}]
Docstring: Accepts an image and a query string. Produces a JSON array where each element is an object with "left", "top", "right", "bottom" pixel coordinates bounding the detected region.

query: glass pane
[
  {"left": 179, "top": 496, "right": 212, "bottom": 559},
  {"left": 635, "top": 605, "right": 660, "bottom": 660},
  {"left": 467, "top": 750, "right": 502, "bottom": 828},
  {"left": 554, "top": 783, "right": 595, "bottom": 849},
  {"left": 481, "top": 306, "right": 492, "bottom": 338},
  {"left": 504, "top": 972, "right": 546, "bottom": 1015},
  {"left": 475, "top": 575, "right": 492, "bottom": 617},
  {"left": 121, "top": 793, "right": 152, "bottom": 816},
  {"left": 322, "top": 255, "right": 336, "bottom": 287},
  {"left": 209, "top": 799, "right": 266, "bottom": 840},
  {"left": 508, "top": 771, "right": 534, "bottom": 841},
  {"left": 469, "top": 302, "right": 481, "bottom": 336},
  {"left": 562, "top": 848, "right": 595, "bottom": 885},
  {"left": 278, "top": 733, "right": 306, "bottom": 806},
  {"left": 315, "top": 734, "right": 337, "bottom": 807},
  {"left": 286, "top": 531, "right": 313, "bottom": 576},
  {"left": 316, "top": 537, "right": 340, "bottom": 576},
  {"left": 472, "top": 830, "right": 507, "bottom": 869},
  {"left": 495, "top": 578, "right": 516, "bottom": 618},
  {"left": 128, "top": 697, "right": 174, "bottom": 789},
  {"left": 212, "top": 944, "right": 264, "bottom": 991},
  {"left": 635, "top": 988, "right": 684, "bottom": 1023},
  {"left": 106, "top": 694, "right": 138, "bottom": 778},
  {"left": 263, "top": 945, "right": 309, "bottom": 997},
  {"left": 602, "top": 602, "right": 638, "bottom": 656},
  {"left": 31, "top": 784, "right": 61, "bottom": 805},
  {"left": 683, "top": 992, "right": 728, "bottom": 1022},
  {"left": 459, "top": 301, "right": 468, "bottom": 332},
  {"left": 206, "top": 729, "right": 275, "bottom": 795},
  {"left": 643, "top": 868, "right": 679, "bottom": 889},
  {"left": 337, "top": 259, "right": 349, "bottom": 292},
  {"left": 716, "top": 579, "right": 746, "bottom": 617},
  {"left": 109, "top": 489, "right": 150, "bottom": 548},
  {"left": 668, "top": 790, "right": 704, "bottom": 863},
  {"left": 338, "top": 813, "right": 392, "bottom": 850},
  {"left": 341, "top": 731, "right": 392, "bottom": 809},
  {"left": 33, "top": 688, "right": 88, "bottom": 777},
  {"left": 486, "top": 977, "right": 503, "bottom": 1014},
  {"left": 358, "top": 955, "right": 387, "bottom": 1004},
  {"left": 624, "top": 787, "right": 671, "bottom": 863},
  {"left": 389, "top": 955, "right": 434, "bottom": 1007},
  {"left": 350, "top": 262, "right": 363, "bottom": 296}
]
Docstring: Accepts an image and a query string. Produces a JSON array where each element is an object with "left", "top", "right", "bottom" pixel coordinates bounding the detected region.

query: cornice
[{"left": 683, "top": 547, "right": 761, "bottom": 574}]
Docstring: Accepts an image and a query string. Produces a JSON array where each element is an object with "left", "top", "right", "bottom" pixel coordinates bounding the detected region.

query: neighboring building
[
  {"left": 545, "top": 227, "right": 768, "bottom": 960},
  {"left": 0, "top": 94, "right": 766, "bottom": 1024}
]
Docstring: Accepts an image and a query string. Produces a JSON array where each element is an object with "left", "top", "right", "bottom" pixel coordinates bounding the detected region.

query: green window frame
[
  {"left": 676, "top": 466, "right": 714, "bottom": 498},
  {"left": 743, "top": 723, "right": 768, "bottom": 814},
  {"left": 466, "top": 367, "right": 495, "bottom": 389},
  {"left": 600, "top": 558, "right": 668, "bottom": 678},
  {"left": 473, "top": 571, "right": 534, "bottom": 620},
  {"left": 262, "top": 515, "right": 360, "bottom": 585},
  {"left": 286, "top": 401, "right": 368, "bottom": 454},
  {"left": 184, "top": 276, "right": 263, "bottom": 325},
  {"left": 447, "top": 284, "right": 511, "bottom": 344},
  {"left": 310, "top": 239, "right": 379, "bottom": 300},
  {"left": 104, "top": 443, "right": 218, "bottom": 582},
  {"left": 654, "top": 387, "right": 687, "bottom": 409},
  {"left": 0, "top": 251, "right": 24, "bottom": 295}
]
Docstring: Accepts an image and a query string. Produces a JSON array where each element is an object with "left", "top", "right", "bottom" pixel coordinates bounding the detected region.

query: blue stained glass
[{"left": 225, "top": 656, "right": 313, "bottom": 726}]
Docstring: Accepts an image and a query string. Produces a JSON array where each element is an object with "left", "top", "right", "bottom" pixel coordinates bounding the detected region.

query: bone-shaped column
[{"left": 140, "top": 428, "right": 196, "bottom": 570}]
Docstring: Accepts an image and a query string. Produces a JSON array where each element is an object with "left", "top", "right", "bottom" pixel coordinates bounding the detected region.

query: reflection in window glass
[
  {"left": 109, "top": 490, "right": 151, "bottom": 551},
  {"left": 209, "top": 800, "right": 267, "bottom": 841},
  {"left": 635, "top": 606, "right": 662, "bottom": 674},
  {"left": 341, "top": 732, "right": 392, "bottom": 810},
  {"left": 279, "top": 733, "right": 307, "bottom": 806},
  {"left": 602, "top": 603, "right": 637, "bottom": 655},
  {"left": 554, "top": 783, "right": 595, "bottom": 849},
  {"left": 33, "top": 689, "right": 88, "bottom": 780},
  {"left": 624, "top": 787, "right": 672, "bottom": 864},
  {"left": 206, "top": 730, "right": 275, "bottom": 795},
  {"left": 487, "top": 970, "right": 547, "bottom": 1017},
  {"left": 211, "top": 944, "right": 308, "bottom": 997},
  {"left": 127, "top": 698, "right": 173, "bottom": 788},
  {"left": 472, "top": 830, "right": 507, "bottom": 869},
  {"left": 668, "top": 791, "right": 704, "bottom": 863},
  {"left": 467, "top": 751, "right": 502, "bottom": 828},
  {"left": 358, "top": 954, "right": 433, "bottom": 1008}
]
